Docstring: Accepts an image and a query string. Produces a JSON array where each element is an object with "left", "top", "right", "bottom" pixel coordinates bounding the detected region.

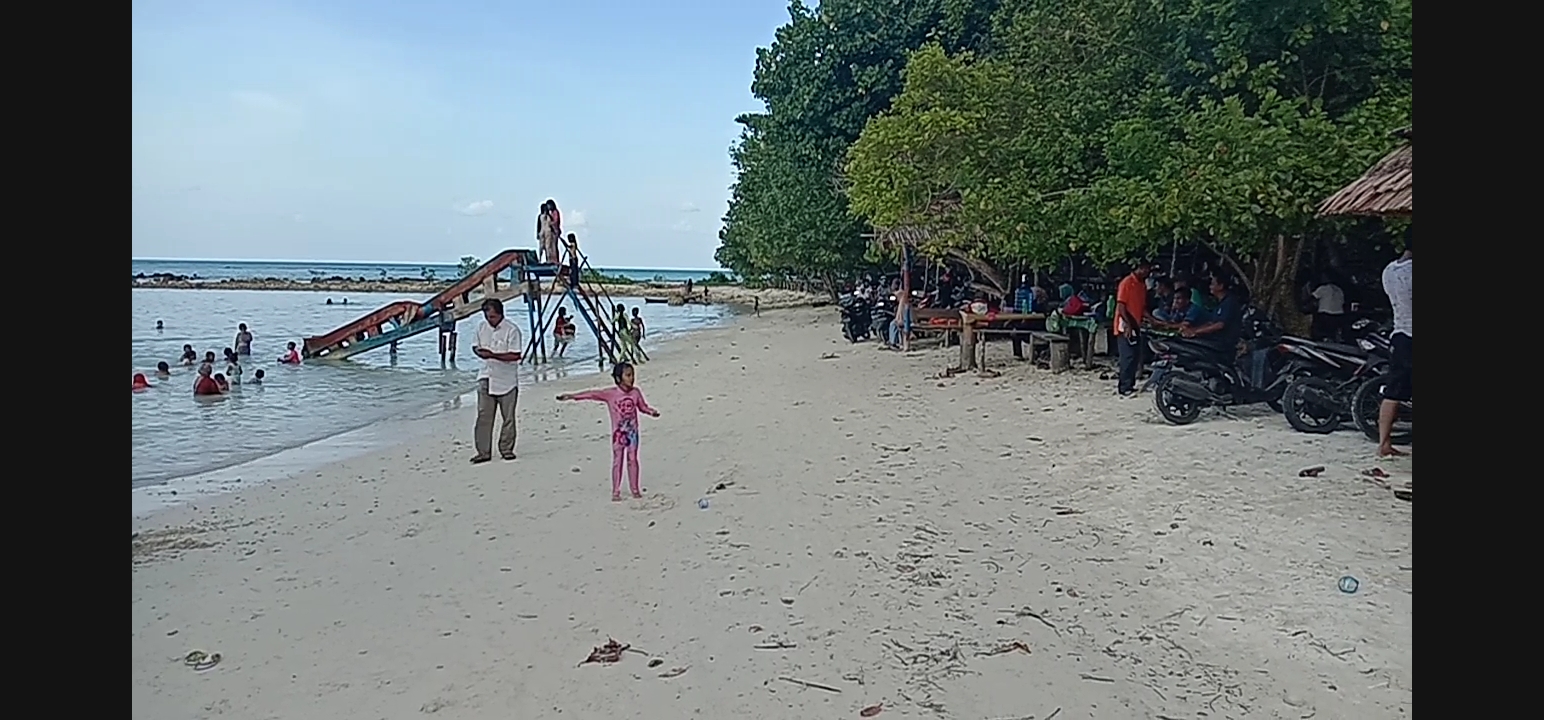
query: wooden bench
[{"left": 1029, "top": 332, "right": 1071, "bottom": 373}]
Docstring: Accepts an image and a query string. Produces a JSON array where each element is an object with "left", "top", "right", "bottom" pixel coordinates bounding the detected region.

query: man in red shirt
[{"left": 1114, "top": 260, "right": 1153, "bottom": 396}]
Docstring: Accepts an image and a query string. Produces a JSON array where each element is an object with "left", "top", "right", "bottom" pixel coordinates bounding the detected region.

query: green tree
[
  {"left": 716, "top": 0, "right": 1003, "bottom": 288},
  {"left": 457, "top": 256, "right": 481, "bottom": 278},
  {"left": 845, "top": 0, "right": 1411, "bottom": 324}
]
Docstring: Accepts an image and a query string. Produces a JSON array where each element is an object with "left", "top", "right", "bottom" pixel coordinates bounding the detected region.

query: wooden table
[{"left": 958, "top": 312, "right": 1048, "bottom": 371}]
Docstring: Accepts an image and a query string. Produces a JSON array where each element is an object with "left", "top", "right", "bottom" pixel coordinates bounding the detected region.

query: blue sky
[{"left": 132, "top": 0, "right": 796, "bottom": 269}]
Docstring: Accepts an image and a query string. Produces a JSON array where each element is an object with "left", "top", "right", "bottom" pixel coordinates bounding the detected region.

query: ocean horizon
[{"left": 132, "top": 258, "right": 731, "bottom": 284}]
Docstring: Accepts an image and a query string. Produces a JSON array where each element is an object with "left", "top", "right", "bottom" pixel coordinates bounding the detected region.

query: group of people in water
[{"left": 132, "top": 321, "right": 300, "bottom": 396}]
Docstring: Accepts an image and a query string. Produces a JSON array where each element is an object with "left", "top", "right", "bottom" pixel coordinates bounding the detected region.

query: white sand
[{"left": 132, "top": 308, "right": 1412, "bottom": 719}]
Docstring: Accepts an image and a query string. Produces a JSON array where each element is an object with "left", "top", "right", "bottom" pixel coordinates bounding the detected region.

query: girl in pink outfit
[{"left": 557, "top": 362, "right": 660, "bottom": 501}]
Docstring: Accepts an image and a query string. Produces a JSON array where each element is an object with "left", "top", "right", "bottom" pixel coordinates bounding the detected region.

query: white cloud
[
  {"left": 680, "top": 201, "right": 701, "bottom": 213},
  {"left": 456, "top": 200, "right": 494, "bottom": 216},
  {"left": 567, "top": 210, "right": 588, "bottom": 230}
]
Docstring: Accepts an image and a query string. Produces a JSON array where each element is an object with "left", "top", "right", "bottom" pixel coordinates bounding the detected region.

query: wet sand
[{"left": 131, "top": 307, "right": 1412, "bottom": 719}]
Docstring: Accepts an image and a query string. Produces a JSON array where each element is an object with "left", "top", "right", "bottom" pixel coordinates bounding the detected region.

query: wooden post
[
  {"left": 901, "top": 244, "right": 913, "bottom": 352},
  {"left": 959, "top": 311, "right": 977, "bottom": 371}
]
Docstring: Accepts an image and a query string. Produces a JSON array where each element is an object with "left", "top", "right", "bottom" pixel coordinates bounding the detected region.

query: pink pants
[{"left": 611, "top": 442, "right": 641, "bottom": 496}]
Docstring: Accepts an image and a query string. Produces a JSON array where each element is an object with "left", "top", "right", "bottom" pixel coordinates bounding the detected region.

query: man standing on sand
[
  {"left": 1114, "top": 261, "right": 1153, "bottom": 396},
  {"left": 471, "top": 298, "right": 523, "bottom": 464},
  {"left": 1377, "top": 234, "right": 1412, "bottom": 458}
]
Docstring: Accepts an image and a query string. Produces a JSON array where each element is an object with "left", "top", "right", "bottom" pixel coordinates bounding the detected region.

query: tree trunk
[{"left": 1249, "top": 235, "right": 1310, "bottom": 337}]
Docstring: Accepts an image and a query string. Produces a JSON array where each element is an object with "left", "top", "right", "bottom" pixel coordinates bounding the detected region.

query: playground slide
[{"left": 301, "top": 249, "right": 546, "bottom": 360}]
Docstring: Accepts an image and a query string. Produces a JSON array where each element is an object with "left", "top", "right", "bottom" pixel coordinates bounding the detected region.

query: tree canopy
[{"left": 718, "top": 0, "right": 1411, "bottom": 320}]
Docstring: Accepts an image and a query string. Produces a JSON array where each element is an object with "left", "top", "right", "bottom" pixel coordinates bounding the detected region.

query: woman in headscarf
[{"left": 545, "top": 200, "right": 563, "bottom": 263}]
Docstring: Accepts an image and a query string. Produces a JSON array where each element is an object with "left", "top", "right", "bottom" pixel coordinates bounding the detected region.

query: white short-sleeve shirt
[
  {"left": 1381, "top": 258, "right": 1412, "bottom": 338},
  {"left": 475, "top": 319, "right": 523, "bottom": 396}
]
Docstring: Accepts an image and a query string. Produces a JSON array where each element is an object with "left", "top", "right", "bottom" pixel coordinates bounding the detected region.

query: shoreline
[
  {"left": 131, "top": 317, "right": 719, "bottom": 519},
  {"left": 132, "top": 306, "right": 1411, "bottom": 719},
  {"left": 131, "top": 277, "right": 827, "bottom": 310}
]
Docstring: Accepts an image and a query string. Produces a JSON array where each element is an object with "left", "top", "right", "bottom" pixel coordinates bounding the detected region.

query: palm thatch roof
[{"left": 1318, "top": 127, "right": 1412, "bottom": 217}]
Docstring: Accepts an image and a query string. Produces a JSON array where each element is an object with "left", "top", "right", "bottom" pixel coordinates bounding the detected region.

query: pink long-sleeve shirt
[{"left": 571, "top": 386, "right": 656, "bottom": 446}]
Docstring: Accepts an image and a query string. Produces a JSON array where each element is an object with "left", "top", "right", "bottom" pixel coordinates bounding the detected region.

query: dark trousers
[{"left": 1117, "top": 332, "right": 1141, "bottom": 394}]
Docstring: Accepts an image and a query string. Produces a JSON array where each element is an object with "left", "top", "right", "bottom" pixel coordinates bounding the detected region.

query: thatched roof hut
[{"left": 1318, "top": 127, "right": 1412, "bottom": 217}]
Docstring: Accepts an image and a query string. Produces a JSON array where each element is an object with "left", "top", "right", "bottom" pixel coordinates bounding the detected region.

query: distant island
[{"left": 130, "top": 272, "right": 826, "bottom": 310}]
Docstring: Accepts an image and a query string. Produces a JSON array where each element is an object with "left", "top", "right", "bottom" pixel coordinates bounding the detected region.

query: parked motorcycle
[
  {"left": 1278, "top": 320, "right": 1393, "bottom": 434},
  {"left": 1148, "top": 307, "right": 1293, "bottom": 425},
  {"left": 871, "top": 293, "right": 897, "bottom": 339},
  {"left": 1350, "top": 373, "right": 1413, "bottom": 445},
  {"left": 838, "top": 294, "right": 873, "bottom": 343}
]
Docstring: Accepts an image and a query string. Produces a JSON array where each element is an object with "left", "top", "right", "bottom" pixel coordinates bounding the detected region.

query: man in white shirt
[
  {"left": 1378, "top": 236, "right": 1412, "bottom": 458},
  {"left": 1309, "top": 276, "right": 1347, "bottom": 341},
  {"left": 471, "top": 298, "right": 524, "bottom": 463}
]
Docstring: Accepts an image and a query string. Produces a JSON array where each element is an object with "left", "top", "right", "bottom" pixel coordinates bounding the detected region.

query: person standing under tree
[
  {"left": 471, "top": 298, "right": 523, "bottom": 464},
  {"left": 1377, "top": 234, "right": 1412, "bottom": 458},
  {"left": 1309, "top": 274, "right": 1347, "bottom": 342},
  {"left": 1114, "top": 261, "right": 1153, "bottom": 396}
]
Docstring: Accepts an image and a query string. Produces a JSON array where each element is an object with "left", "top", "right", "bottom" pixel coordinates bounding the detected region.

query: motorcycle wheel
[
  {"left": 1152, "top": 375, "right": 1203, "bottom": 425},
  {"left": 1351, "top": 375, "right": 1413, "bottom": 445},
  {"left": 1282, "top": 376, "right": 1341, "bottom": 434}
]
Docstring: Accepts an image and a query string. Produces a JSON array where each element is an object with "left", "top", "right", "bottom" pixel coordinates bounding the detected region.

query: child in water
[
  {"left": 155, "top": 361, "right": 171, "bottom": 379},
  {"left": 225, "top": 354, "right": 243, "bottom": 385},
  {"left": 180, "top": 345, "right": 197, "bottom": 365},
  {"left": 279, "top": 342, "right": 302, "bottom": 364},
  {"left": 556, "top": 362, "right": 660, "bottom": 502},
  {"left": 251, "top": 368, "right": 265, "bottom": 384}
]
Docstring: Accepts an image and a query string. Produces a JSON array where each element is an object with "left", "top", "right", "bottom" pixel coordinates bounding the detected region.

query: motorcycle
[
  {"left": 1350, "top": 373, "right": 1413, "bottom": 446},
  {"left": 838, "top": 293, "right": 873, "bottom": 343},
  {"left": 1278, "top": 320, "right": 1393, "bottom": 434},
  {"left": 1148, "top": 307, "right": 1294, "bottom": 425},
  {"left": 871, "top": 293, "right": 897, "bottom": 340}
]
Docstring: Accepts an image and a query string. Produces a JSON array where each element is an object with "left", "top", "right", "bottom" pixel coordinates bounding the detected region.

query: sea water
[{"left": 131, "top": 288, "right": 729, "bottom": 487}]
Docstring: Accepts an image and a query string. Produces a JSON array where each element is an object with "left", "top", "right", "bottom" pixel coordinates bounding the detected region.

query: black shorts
[{"left": 1383, "top": 333, "right": 1412, "bottom": 402}]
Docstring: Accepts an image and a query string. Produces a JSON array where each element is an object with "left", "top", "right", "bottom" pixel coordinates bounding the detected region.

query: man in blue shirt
[
  {"left": 1180, "top": 273, "right": 1245, "bottom": 358},
  {"left": 1154, "top": 291, "right": 1205, "bottom": 326}
]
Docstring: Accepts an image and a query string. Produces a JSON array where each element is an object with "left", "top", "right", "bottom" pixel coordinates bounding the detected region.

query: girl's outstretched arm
[
  {"left": 634, "top": 390, "right": 660, "bottom": 417},
  {"left": 558, "top": 389, "right": 611, "bottom": 402}
]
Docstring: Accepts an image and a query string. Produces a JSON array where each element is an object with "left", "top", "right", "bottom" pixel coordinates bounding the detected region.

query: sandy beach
[{"left": 131, "top": 308, "right": 1412, "bottom": 719}]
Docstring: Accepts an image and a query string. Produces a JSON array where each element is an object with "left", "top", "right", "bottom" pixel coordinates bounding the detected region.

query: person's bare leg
[{"left": 1376, "top": 399, "right": 1406, "bottom": 457}]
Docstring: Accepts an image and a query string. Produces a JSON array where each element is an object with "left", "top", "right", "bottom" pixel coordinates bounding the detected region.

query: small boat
[{"left": 644, "top": 297, "right": 669, "bottom": 304}]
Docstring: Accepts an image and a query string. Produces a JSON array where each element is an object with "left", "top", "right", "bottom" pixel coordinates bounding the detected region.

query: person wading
[{"left": 471, "top": 298, "right": 524, "bottom": 463}]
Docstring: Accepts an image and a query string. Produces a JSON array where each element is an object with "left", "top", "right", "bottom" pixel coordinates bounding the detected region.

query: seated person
[
  {"left": 1153, "top": 292, "right": 1205, "bottom": 327},
  {"left": 279, "top": 342, "right": 302, "bottom": 364},
  {"left": 1179, "top": 273, "right": 1245, "bottom": 358},
  {"left": 1058, "top": 284, "right": 1090, "bottom": 315},
  {"left": 180, "top": 345, "right": 198, "bottom": 365}
]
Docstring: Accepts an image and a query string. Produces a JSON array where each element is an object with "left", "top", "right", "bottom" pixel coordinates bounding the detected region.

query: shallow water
[{"left": 130, "top": 289, "right": 729, "bottom": 485}]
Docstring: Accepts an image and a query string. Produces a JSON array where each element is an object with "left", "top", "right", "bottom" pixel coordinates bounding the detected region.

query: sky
[{"left": 131, "top": 0, "right": 798, "bottom": 269}]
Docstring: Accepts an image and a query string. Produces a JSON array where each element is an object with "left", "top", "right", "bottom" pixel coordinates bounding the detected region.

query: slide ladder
[
  {"left": 301, "top": 249, "right": 557, "bottom": 361},
  {"left": 523, "top": 239, "right": 623, "bottom": 366}
]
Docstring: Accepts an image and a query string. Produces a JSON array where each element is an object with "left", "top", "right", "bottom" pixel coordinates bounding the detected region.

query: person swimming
[
  {"left": 279, "top": 342, "right": 302, "bottom": 364},
  {"left": 200, "top": 351, "right": 218, "bottom": 374},
  {"left": 155, "top": 320, "right": 164, "bottom": 331},
  {"left": 155, "top": 361, "right": 171, "bottom": 379},
  {"left": 132, "top": 373, "right": 152, "bottom": 391},
  {"left": 214, "top": 373, "right": 231, "bottom": 393},
  {"left": 193, "top": 365, "right": 223, "bottom": 396},
  {"left": 251, "top": 368, "right": 265, "bottom": 384},
  {"left": 180, "top": 345, "right": 197, "bottom": 365}
]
